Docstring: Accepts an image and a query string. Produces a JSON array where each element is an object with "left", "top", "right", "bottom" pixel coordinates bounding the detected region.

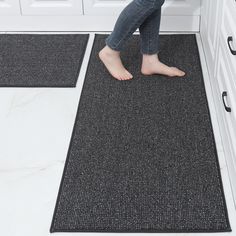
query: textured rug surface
[
  {"left": 0, "top": 34, "right": 89, "bottom": 87},
  {"left": 50, "top": 34, "right": 231, "bottom": 233}
]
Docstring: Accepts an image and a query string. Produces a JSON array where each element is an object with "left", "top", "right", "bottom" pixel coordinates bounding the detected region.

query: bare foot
[
  {"left": 141, "top": 53, "right": 186, "bottom": 77},
  {"left": 98, "top": 45, "right": 133, "bottom": 81}
]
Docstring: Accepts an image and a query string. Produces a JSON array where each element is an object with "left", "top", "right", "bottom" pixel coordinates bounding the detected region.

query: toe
[
  {"left": 178, "top": 70, "right": 185, "bottom": 76},
  {"left": 125, "top": 74, "right": 132, "bottom": 80},
  {"left": 120, "top": 74, "right": 126, "bottom": 80},
  {"left": 172, "top": 67, "right": 185, "bottom": 77},
  {"left": 125, "top": 70, "right": 133, "bottom": 79},
  {"left": 125, "top": 74, "right": 130, "bottom": 80},
  {"left": 123, "top": 72, "right": 130, "bottom": 80},
  {"left": 117, "top": 75, "right": 123, "bottom": 80},
  {"left": 114, "top": 73, "right": 122, "bottom": 80}
]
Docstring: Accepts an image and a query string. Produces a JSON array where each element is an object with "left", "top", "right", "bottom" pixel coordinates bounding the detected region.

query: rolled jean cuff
[
  {"left": 140, "top": 47, "right": 159, "bottom": 55},
  {"left": 105, "top": 36, "right": 123, "bottom": 51}
]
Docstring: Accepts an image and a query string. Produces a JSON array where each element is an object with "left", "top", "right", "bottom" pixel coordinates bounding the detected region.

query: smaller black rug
[{"left": 0, "top": 34, "right": 89, "bottom": 87}]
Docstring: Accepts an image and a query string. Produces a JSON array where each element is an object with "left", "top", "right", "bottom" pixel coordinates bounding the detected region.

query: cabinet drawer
[
  {"left": 0, "top": 0, "right": 21, "bottom": 15},
  {"left": 220, "top": 0, "right": 236, "bottom": 79},
  {"left": 20, "top": 0, "right": 83, "bottom": 15},
  {"left": 83, "top": 0, "right": 200, "bottom": 16}
]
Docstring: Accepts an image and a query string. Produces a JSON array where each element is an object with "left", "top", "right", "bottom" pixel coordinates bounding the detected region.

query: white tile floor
[{"left": 0, "top": 32, "right": 235, "bottom": 236}]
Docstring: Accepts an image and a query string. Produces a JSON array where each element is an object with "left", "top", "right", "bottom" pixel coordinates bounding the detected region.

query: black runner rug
[{"left": 50, "top": 34, "right": 231, "bottom": 233}]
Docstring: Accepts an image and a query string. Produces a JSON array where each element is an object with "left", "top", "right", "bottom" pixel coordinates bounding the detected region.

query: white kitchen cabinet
[
  {"left": 200, "top": 0, "right": 224, "bottom": 79},
  {"left": 83, "top": 0, "right": 200, "bottom": 16},
  {"left": 217, "top": 0, "right": 236, "bottom": 206},
  {"left": 201, "top": 0, "right": 236, "bottom": 207},
  {"left": 20, "top": 0, "right": 83, "bottom": 15},
  {"left": 81, "top": 0, "right": 200, "bottom": 31},
  {"left": 0, "top": 0, "right": 200, "bottom": 31},
  {"left": 83, "top": 0, "right": 131, "bottom": 16},
  {"left": 0, "top": 0, "right": 21, "bottom": 15},
  {"left": 216, "top": 44, "right": 236, "bottom": 201}
]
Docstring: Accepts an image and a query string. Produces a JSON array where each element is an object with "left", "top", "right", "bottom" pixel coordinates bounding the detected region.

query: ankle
[
  {"left": 142, "top": 58, "right": 160, "bottom": 67},
  {"left": 142, "top": 53, "right": 159, "bottom": 62},
  {"left": 103, "top": 45, "right": 120, "bottom": 55}
]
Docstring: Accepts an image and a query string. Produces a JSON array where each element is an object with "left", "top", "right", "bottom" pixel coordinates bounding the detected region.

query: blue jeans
[{"left": 105, "top": 0, "right": 165, "bottom": 55}]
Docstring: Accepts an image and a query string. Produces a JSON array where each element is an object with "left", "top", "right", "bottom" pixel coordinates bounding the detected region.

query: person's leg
[
  {"left": 139, "top": 4, "right": 163, "bottom": 55},
  {"left": 138, "top": 4, "right": 186, "bottom": 77},
  {"left": 99, "top": 0, "right": 160, "bottom": 81},
  {"left": 99, "top": 0, "right": 185, "bottom": 80},
  {"left": 104, "top": 0, "right": 162, "bottom": 52}
]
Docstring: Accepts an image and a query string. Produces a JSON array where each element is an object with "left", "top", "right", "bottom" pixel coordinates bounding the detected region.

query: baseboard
[{"left": 0, "top": 15, "right": 200, "bottom": 32}]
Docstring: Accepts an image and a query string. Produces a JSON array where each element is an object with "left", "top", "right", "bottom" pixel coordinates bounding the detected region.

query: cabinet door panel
[
  {"left": 216, "top": 46, "right": 236, "bottom": 205},
  {"left": 201, "top": 0, "right": 236, "bottom": 207},
  {"left": 20, "top": 0, "right": 83, "bottom": 15},
  {"left": 0, "top": 0, "right": 21, "bottom": 15},
  {"left": 222, "top": 0, "right": 236, "bottom": 74},
  {"left": 84, "top": 0, "right": 200, "bottom": 16},
  {"left": 200, "top": 0, "right": 222, "bottom": 78}
]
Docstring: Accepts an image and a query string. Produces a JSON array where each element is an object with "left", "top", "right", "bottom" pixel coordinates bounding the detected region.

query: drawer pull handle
[
  {"left": 227, "top": 36, "right": 236, "bottom": 55},
  {"left": 222, "top": 91, "right": 231, "bottom": 112}
]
